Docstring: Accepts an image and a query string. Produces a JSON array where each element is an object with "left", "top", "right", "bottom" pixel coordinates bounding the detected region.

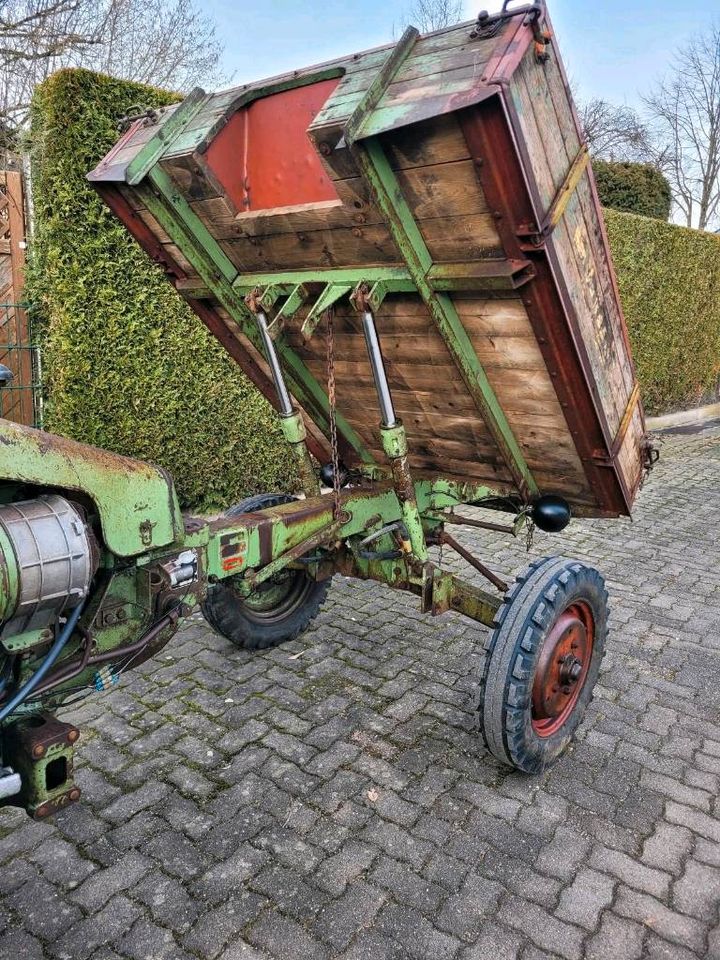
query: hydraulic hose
[{"left": 0, "top": 602, "right": 84, "bottom": 724}]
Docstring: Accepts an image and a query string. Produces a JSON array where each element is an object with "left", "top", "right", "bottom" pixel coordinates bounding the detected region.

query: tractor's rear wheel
[
  {"left": 202, "top": 493, "right": 331, "bottom": 651},
  {"left": 479, "top": 556, "right": 607, "bottom": 773}
]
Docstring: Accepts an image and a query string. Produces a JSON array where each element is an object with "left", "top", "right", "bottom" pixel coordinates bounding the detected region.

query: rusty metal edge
[{"left": 458, "top": 94, "right": 631, "bottom": 517}]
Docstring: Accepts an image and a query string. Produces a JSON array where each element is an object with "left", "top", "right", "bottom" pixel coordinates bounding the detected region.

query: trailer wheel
[
  {"left": 479, "top": 557, "right": 607, "bottom": 773},
  {"left": 202, "top": 493, "right": 331, "bottom": 651}
]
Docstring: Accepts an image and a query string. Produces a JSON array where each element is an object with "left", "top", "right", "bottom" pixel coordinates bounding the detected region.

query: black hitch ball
[
  {"left": 531, "top": 495, "right": 571, "bottom": 533},
  {"left": 319, "top": 461, "right": 349, "bottom": 489}
]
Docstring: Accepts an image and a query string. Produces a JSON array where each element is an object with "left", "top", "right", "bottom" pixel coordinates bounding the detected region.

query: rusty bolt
[
  {"left": 32, "top": 744, "right": 45, "bottom": 759},
  {"left": 68, "top": 729, "right": 79, "bottom": 743},
  {"left": 69, "top": 788, "right": 81, "bottom": 802},
  {"left": 318, "top": 142, "right": 332, "bottom": 156},
  {"left": 352, "top": 227, "right": 364, "bottom": 238}
]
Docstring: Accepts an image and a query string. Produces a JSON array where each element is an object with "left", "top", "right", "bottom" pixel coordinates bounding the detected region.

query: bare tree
[
  {"left": 0, "top": 0, "right": 223, "bottom": 148},
  {"left": 401, "top": 0, "right": 464, "bottom": 33},
  {"left": 578, "top": 97, "right": 652, "bottom": 162},
  {"left": 643, "top": 25, "right": 720, "bottom": 231}
]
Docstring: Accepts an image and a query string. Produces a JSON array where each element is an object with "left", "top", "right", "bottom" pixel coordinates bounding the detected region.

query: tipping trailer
[{"left": 0, "top": 2, "right": 654, "bottom": 817}]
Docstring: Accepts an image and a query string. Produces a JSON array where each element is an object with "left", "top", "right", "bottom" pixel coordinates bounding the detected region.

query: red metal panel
[{"left": 205, "top": 78, "right": 341, "bottom": 213}]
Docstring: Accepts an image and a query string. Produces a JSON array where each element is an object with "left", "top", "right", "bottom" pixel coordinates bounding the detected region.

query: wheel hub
[{"left": 531, "top": 602, "right": 594, "bottom": 737}]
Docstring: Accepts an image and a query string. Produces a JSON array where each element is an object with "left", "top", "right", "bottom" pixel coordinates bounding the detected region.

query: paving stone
[
  {"left": 314, "top": 840, "right": 377, "bottom": 895},
  {"left": 641, "top": 822, "right": 694, "bottom": 875},
  {"left": 313, "top": 879, "right": 387, "bottom": 949},
  {"left": 371, "top": 854, "right": 445, "bottom": 913},
  {"left": 460, "top": 920, "right": 524, "bottom": 960},
  {"left": 99, "top": 781, "right": 170, "bottom": 824},
  {"left": 131, "top": 869, "right": 200, "bottom": 933},
  {"left": 375, "top": 903, "right": 461, "bottom": 960},
  {"left": 8, "top": 874, "right": 85, "bottom": 941},
  {"left": 117, "top": 919, "right": 190, "bottom": 960},
  {"left": 614, "top": 887, "right": 707, "bottom": 953},
  {"left": 585, "top": 913, "right": 645, "bottom": 960},
  {"left": 191, "top": 844, "right": 268, "bottom": 904},
  {"left": 246, "top": 911, "right": 329, "bottom": 960},
  {"left": 589, "top": 845, "right": 670, "bottom": 898},
  {"left": 143, "top": 828, "right": 210, "bottom": 880},
  {"left": 51, "top": 895, "right": 142, "bottom": 960},
  {"left": 536, "top": 827, "right": 592, "bottom": 882},
  {"left": 497, "top": 896, "right": 585, "bottom": 960},
  {"left": 249, "top": 864, "right": 329, "bottom": 922},
  {"left": 182, "top": 893, "right": 266, "bottom": 959},
  {"left": 68, "top": 850, "right": 152, "bottom": 911},
  {"left": 0, "top": 928, "right": 44, "bottom": 960},
  {"left": 555, "top": 868, "right": 615, "bottom": 931},
  {"left": 436, "top": 873, "right": 503, "bottom": 941},
  {"left": 672, "top": 859, "right": 720, "bottom": 921}
]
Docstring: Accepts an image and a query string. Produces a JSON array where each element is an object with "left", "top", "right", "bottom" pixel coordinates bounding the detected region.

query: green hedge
[
  {"left": 26, "top": 68, "right": 294, "bottom": 510},
  {"left": 605, "top": 208, "right": 720, "bottom": 414},
  {"left": 594, "top": 160, "right": 671, "bottom": 221}
]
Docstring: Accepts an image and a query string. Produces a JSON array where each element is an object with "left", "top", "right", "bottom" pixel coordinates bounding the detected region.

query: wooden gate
[{"left": 0, "top": 170, "right": 38, "bottom": 426}]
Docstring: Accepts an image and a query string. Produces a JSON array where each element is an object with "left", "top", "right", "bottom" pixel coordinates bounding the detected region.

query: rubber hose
[{"left": 0, "top": 602, "right": 84, "bottom": 724}]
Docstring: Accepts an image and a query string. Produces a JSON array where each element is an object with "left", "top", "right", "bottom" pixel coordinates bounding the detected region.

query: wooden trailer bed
[{"left": 89, "top": 1, "right": 648, "bottom": 518}]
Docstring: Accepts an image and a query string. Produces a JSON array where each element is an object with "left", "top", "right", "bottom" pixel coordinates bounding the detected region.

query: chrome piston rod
[
  {"left": 255, "top": 311, "right": 293, "bottom": 416},
  {"left": 361, "top": 310, "right": 397, "bottom": 428}
]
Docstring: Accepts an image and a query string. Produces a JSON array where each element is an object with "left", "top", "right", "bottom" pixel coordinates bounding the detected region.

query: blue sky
[{"left": 203, "top": 0, "right": 713, "bottom": 109}]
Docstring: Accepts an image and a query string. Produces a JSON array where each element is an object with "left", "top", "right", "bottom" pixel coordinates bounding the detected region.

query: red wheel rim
[{"left": 531, "top": 601, "right": 595, "bottom": 738}]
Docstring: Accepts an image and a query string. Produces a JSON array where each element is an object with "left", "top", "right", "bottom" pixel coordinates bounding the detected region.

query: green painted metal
[
  {"left": 345, "top": 26, "right": 419, "bottom": 146},
  {"left": 0, "top": 524, "right": 18, "bottom": 625},
  {"left": 351, "top": 136, "right": 539, "bottom": 500},
  {"left": 233, "top": 266, "right": 412, "bottom": 290},
  {"left": 0, "top": 420, "right": 181, "bottom": 557},
  {"left": 126, "top": 87, "right": 208, "bottom": 186},
  {"left": 138, "top": 166, "right": 374, "bottom": 464},
  {"left": 379, "top": 423, "right": 428, "bottom": 562},
  {"left": 300, "top": 283, "right": 355, "bottom": 340},
  {"left": 269, "top": 283, "right": 311, "bottom": 338},
  {"left": 233, "top": 264, "right": 526, "bottom": 295},
  {"left": 279, "top": 411, "right": 319, "bottom": 497}
]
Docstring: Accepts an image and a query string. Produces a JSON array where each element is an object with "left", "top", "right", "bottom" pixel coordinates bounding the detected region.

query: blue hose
[{"left": 0, "top": 603, "right": 84, "bottom": 724}]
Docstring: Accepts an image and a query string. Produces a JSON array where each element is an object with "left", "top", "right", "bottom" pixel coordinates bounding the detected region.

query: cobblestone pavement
[{"left": 2, "top": 425, "right": 720, "bottom": 960}]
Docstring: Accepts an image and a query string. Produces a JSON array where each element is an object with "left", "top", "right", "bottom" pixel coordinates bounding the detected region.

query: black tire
[
  {"left": 202, "top": 493, "right": 331, "bottom": 651},
  {"left": 479, "top": 556, "right": 608, "bottom": 773}
]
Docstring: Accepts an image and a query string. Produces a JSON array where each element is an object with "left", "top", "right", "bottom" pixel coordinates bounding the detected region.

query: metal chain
[{"left": 325, "top": 308, "right": 342, "bottom": 520}]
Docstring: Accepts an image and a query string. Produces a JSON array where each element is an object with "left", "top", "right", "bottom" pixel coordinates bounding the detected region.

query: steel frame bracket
[
  {"left": 301, "top": 282, "right": 355, "bottom": 341},
  {"left": 351, "top": 278, "right": 415, "bottom": 313}
]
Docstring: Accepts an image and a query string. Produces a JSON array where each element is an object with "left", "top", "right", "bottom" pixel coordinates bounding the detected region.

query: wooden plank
[
  {"left": 384, "top": 113, "right": 470, "bottom": 170},
  {"left": 420, "top": 214, "right": 503, "bottom": 261},
  {"left": 220, "top": 224, "right": 401, "bottom": 272},
  {"left": 395, "top": 158, "right": 490, "bottom": 218}
]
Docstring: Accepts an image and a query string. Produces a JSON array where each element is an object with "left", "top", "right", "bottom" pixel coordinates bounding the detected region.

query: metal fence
[{"left": 0, "top": 302, "right": 43, "bottom": 429}]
